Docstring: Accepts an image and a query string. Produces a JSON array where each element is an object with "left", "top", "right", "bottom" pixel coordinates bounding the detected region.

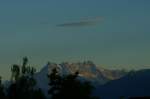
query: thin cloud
[{"left": 56, "top": 16, "right": 104, "bottom": 27}]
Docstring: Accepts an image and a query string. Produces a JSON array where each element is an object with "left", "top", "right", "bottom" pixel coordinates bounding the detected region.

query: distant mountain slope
[
  {"left": 94, "top": 69, "right": 150, "bottom": 99},
  {"left": 97, "top": 67, "right": 127, "bottom": 80},
  {"left": 34, "top": 61, "right": 127, "bottom": 96}
]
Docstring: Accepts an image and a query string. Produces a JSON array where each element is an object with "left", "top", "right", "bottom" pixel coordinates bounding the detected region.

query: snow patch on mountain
[{"left": 34, "top": 61, "right": 127, "bottom": 97}]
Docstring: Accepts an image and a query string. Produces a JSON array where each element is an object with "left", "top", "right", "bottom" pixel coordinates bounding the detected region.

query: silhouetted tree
[
  {"left": 0, "top": 76, "right": 6, "bottom": 99},
  {"left": 48, "top": 68, "right": 62, "bottom": 98},
  {"left": 8, "top": 57, "right": 45, "bottom": 99},
  {"left": 22, "top": 57, "right": 28, "bottom": 75},
  {"left": 48, "top": 68, "right": 98, "bottom": 99},
  {"left": 11, "top": 64, "right": 20, "bottom": 82}
]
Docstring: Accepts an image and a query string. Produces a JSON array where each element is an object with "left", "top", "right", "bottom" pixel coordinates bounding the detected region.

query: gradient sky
[{"left": 0, "top": 0, "right": 150, "bottom": 79}]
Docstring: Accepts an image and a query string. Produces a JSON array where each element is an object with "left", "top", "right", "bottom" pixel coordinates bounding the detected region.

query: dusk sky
[{"left": 0, "top": 0, "right": 150, "bottom": 79}]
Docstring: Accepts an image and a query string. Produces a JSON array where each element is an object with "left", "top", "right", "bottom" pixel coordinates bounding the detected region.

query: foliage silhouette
[
  {"left": 0, "top": 58, "right": 100, "bottom": 99},
  {"left": 0, "top": 76, "right": 6, "bottom": 99},
  {"left": 8, "top": 57, "right": 45, "bottom": 99},
  {"left": 48, "top": 68, "right": 99, "bottom": 99}
]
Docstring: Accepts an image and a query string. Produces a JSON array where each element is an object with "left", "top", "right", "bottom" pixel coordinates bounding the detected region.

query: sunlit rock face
[{"left": 34, "top": 61, "right": 127, "bottom": 96}]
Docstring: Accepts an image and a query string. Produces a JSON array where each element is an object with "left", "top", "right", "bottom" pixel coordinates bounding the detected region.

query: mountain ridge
[
  {"left": 94, "top": 69, "right": 150, "bottom": 99},
  {"left": 34, "top": 61, "right": 127, "bottom": 96}
]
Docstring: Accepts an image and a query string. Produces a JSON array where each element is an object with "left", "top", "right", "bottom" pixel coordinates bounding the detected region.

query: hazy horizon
[{"left": 0, "top": 0, "right": 150, "bottom": 79}]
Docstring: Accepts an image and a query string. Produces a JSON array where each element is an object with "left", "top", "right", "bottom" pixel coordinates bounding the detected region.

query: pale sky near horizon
[{"left": 0, "top": 0, "right": 150, "bottom": 79}]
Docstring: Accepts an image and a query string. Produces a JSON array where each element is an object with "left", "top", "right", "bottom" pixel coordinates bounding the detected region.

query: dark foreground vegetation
[
  {"left": 0, "top": 57, "right": 149, "bottom": 99},
  {"left": 0, "top": 57, "right": 97, "bottom": 99}
]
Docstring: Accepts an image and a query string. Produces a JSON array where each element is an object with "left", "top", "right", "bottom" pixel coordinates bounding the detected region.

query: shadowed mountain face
[
  {"left": 34, "top": 61, "right": 127, "bottom": 96},
  {"left": 94, "top": 69, "right": 150, "bottom": 99}
]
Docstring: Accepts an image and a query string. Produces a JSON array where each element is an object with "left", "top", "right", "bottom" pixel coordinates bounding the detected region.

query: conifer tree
[{"left": 48, "top": 68, "right": 98, "bottom": 99}]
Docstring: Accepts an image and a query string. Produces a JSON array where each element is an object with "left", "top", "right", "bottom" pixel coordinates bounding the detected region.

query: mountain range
[
  {"left": 4, "top": 61, "right": 150, "bottom": 98},
  {"left": 94, "top": 69, "right": 150, "bottom": 99},
  {"left": 34, "top": 61, "right": 127, "bottom": 96}
]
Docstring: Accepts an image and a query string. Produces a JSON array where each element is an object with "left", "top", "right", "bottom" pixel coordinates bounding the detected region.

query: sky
[{"left": 0, "top": 0, "right": 150, "bottom": 79}]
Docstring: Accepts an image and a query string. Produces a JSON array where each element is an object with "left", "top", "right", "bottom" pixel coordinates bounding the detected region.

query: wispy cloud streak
[{"left": 56, "top": 16, "right": 104, "bottom": 27}]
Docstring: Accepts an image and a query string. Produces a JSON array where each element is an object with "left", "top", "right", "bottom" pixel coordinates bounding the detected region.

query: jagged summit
[{"left": 34, "top": 61, "right": 127, "bottom": 96}]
